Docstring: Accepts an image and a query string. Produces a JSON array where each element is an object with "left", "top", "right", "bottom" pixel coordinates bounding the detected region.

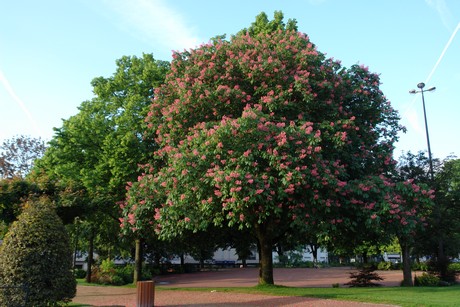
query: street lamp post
[{"left": 409, "top": 82, "right": 436, "bottom": 181}]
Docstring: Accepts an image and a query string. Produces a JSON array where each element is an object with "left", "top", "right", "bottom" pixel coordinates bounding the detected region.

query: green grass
[
  {"left": 157, "top": 284, "right": 460, "bottom": 307},
  {"left": 73, "top": 279, "right": 460, "bottom": 306}
]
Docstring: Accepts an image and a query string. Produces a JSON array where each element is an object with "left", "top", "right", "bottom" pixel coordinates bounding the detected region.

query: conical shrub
[{"left": 0, "top": 198, "right": 76, "bottom": 306}]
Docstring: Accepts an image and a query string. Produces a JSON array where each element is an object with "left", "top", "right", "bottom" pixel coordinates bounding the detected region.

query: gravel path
[{"left": 73, "top": 267, "right": 402, "bottom": 306}]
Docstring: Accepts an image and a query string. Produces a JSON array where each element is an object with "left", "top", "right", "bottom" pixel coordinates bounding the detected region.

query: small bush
[
  {"left": 428, "top": 258, "right": 457, "bottom": 283},
  {"left": 117, "top": 265, "right": 134, "bottom": 284},
  {"left": 111, "top": 275, "right": 124, "bottom": 286},
  {"left": 377, "top": 261, "right": 392, "bottom": 271},
  {"left": 0, "top": 199, "right": 76, "bottom": 305},
  {"left": 414, "top": 272, "right": 440, "bottom": 286},
  {"left": 448, "top": 262, "right": 460, "bottom": 273},
  {"left": 345, "top": 266, "right": 384, "bottom": 287},
  {"left": 74, "top": 268, "right": 87, "bottom": 279},
  {"left": 412, "top": 261, "right": 429, "bottom": 271}
]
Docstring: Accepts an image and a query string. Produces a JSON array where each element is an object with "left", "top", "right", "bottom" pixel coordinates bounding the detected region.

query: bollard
[{"left": 136, "top": 280, "right": 155, "bottom": 307}]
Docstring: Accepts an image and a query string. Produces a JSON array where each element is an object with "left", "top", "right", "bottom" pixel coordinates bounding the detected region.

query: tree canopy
[
  {"left": 120, "top": 12, "right": 418, "bottom": 285},
  {"left": 32, "top": 53, "right": 170, "bottom": 282}
]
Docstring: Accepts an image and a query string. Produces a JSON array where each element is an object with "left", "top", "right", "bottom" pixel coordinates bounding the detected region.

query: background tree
[
  {"left": 121, "top": 12, "right": 404, "bottom": 285},
  {"left": 429, "top": 157, "right": 460, "bottom": 282},
  {"left": 0, "top": 198, "right": 76, "bottom": 305},
  {"left": 0, "top": 178, "right": 39, "bottom": 225},
  {"left": 33, "top": 53, "right": 170, "bottom": 282},
  {"left": 396, "top": 152, "right": 460, "bottom": 282},
  {"left": 0, "top": 135, "right": 46, "bottom": 179}
]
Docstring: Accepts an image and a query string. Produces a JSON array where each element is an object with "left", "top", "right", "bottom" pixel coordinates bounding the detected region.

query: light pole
[{"left": 409, "top": 82, "right": 436, "bottom": 181}]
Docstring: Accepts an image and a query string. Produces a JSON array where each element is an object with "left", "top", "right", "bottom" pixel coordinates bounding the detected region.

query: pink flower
[
  {"left": 184, "top": 217, "right": 191, "bottom": 222},
  {"left": 255, "top": 189, "right": 264, "bottom": 194}
]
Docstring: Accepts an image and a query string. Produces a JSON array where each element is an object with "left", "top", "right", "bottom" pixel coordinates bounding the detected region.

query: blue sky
[{"left": 1, "top": 0, "right": 459, "bottom": 160}]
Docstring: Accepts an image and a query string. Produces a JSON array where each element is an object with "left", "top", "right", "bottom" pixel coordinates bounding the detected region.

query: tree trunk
[
  {"left": 134, "top": 238, "right": 143, "bottom": 283},
  {"left": 362, "top": 253, "right": 369, "bottom": 264},
  {"left": 399, "top": 239, "right": 413, "bottom": 286},
  {"left": 255, "top": 224, "right": 274, "bottom": 285},
  {"left": 180, "top": 253, "right": 185, "bottom": 272},
  {"left": 85, "top": 229, "right": 94, "bottom": 283},
  {"left": 309, "top": 243, "right": 318, "bottom": 263}
]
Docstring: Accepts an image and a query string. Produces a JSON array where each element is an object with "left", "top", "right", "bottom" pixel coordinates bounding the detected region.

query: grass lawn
[
  {"left": 157, "top": 284, "right": 460, "bottom": 307},
  {"left": 72, "top": 279, "right": 460, "bottom": 306}
]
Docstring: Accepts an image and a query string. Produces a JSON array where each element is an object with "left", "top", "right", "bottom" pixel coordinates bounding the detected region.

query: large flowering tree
[{"left": 121, "top": 13, "right": 409, "bottom": 285}]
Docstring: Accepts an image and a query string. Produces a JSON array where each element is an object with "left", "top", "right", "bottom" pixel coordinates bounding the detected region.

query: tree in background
[
  {"left": 32, "top": 53, "right": 170, "bottom": 282},
  {"left": 396, "top": 152, "right": 460, "bottom": 283},
  {"left": 0, "top": 179, "right": 39, "bottom": 227},
  {"left": 428, "top": 157, "right": 460, "bottom": 282},
  {"left": 0, "top": 198, "right": 76, "bottom": 305},
  {"left": 121, "top": 12, "right": 405, "bottom": 285},
  {"left": 0, "top": 135, "right": 46, "bottom": 179}
]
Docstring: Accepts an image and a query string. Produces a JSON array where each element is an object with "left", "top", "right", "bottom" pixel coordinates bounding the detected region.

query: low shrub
[
  {"left": 414, "top": 272, "right": 440, "bottom": 286},
  {"left": 412, "top": 261, "right": 429, "bottom": 271},
  {"left": 74, "top": 268, "right": 87, "bottom": 279},
  {"left": 345, "top": 266, "right": 384, "bottom": 287},
  {"left": 91, "top": 261, "right": 160, "bottom": 285},
  {"left": 377, "top": 261, "right": 392, "bottom": 271},
  {"left": 448, "top": 262, "right": 460, "bottom": 273}
]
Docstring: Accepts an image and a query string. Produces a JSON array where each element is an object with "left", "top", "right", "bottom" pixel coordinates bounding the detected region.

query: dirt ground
[{"left": 72, "top": 267, "right": 403, "bottom": 306}]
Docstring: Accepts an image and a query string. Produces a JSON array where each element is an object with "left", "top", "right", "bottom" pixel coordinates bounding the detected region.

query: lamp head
[
  {"left": 417, "top": 82, "right": 425, "bottom": 89},
  {"left": 409, "top": 89, "right": 417, "bottom": 94}
]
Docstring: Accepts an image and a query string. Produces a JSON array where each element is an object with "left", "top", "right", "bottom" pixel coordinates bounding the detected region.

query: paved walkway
[{"left": 73, "top": 267, "right": 403, "bottom": 306}]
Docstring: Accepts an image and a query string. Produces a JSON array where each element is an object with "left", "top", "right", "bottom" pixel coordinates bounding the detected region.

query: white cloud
[
  {"left": 103, "top": 0, "right": 202, "bottom": 54},
  {"left": 425, "top": 0, "right": 455, "bottom": 31}
]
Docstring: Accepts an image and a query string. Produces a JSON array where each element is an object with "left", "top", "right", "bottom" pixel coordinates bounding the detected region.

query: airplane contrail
[
  {"left": 402, "top": 21, "right": 460, "bottom": 121},
  {"left": 0, "top": 69, "right": 42, "bottom": 135},
  {"left": 425, "top": 21, "right": 460, "bottom": 84}
]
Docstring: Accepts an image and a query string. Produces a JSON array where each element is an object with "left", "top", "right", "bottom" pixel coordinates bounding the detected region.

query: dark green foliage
[
  {"left": 428, "top": 258, "right": 458, "bottom": 284},
  {"left": 73, "top": 268, "right": 87, "bottom": 279},
  {"left": 0, "top": 177, "right": 40, "bottom": 225},
  {"left": 345, "top": 266, "right": 384, "bottom": 287},
  {"left": 414, "top": 272, "right": 440, "bottom": 286},
  {"left": 90, "top": 260, "right": 154, "bottom": 285},
  {"left": 0, "top": 199, "right": 76, "bottom": 306}
]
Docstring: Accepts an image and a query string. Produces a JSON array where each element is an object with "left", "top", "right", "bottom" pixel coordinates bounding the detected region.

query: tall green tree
[
  {"left": 33, "top": 53, "right": 170, "bottom": 282},
  {"left": 121, "top": 12, "right": 405, "bottom": 285}
]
